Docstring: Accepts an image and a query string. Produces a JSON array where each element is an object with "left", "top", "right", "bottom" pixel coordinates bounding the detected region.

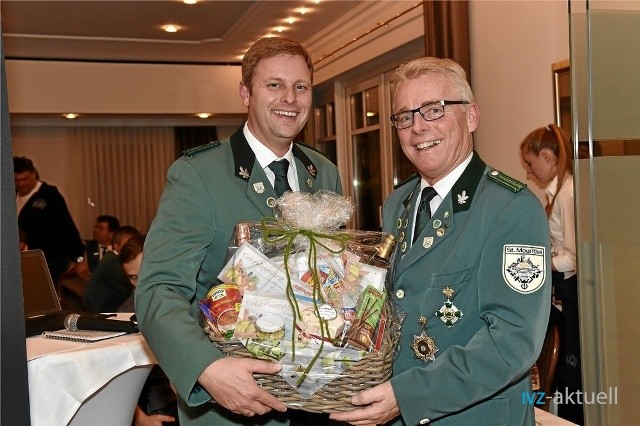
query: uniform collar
[
  {"left": 450, "top": 151, "right": 486, "bottom": 213},
  {"left": 231, "top": 127, "right": 318, "bottom": 182}
]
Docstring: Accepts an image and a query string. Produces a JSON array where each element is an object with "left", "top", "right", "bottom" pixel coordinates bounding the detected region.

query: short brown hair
[
  {"left": 119, "top": 234, "right": 145, "bottom": 264},
  {"left": 241, "top": 37, "right": 313, "bottom": 94}
]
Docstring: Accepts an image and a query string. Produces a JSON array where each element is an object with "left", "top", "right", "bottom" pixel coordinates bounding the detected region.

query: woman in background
[{"left": 521, "top": 124, "right": 582, "bottom": 424}]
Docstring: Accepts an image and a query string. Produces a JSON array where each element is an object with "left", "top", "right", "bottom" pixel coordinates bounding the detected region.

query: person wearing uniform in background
[
  {"left": 135, "top": 36, "right": 342, "bottom": 426},
  {"left": 521, "top": 124, "right": 582, "bottom": 425},
  {"left": 14, "top": 156, "right": 86, "bottom": 284},
  {"left": 85, "top": 215, "right": 120, "bottom": 274},
  {"left": 84, "top": 225, "right": 141, "bottom": 313},
  {"left": 331, "top": 57, "right": 552, "bottom": 426}
]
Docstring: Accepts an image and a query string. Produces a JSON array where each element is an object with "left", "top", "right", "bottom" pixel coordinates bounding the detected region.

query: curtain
[
  {"left": 423, "top": 0, "right": 471, "bottom": 80},
  {"left": 69, "top": 127, "right": 174, "bottom": 236},
  {"left": 174, "top": 126, "right": 218, "bottom": 158}
]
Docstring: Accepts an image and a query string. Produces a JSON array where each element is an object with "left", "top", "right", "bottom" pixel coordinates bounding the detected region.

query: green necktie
[
  {"left": 268, "top": 159, "right": 292, "bottom": 197},
  {"left": 413, "top": 186, "right": 437, "bottom": 243}
]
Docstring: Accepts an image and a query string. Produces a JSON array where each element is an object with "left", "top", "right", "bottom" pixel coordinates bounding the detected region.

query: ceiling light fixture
[
  {"left": 183, "top": 0, "right": 198, "bottom": 4},
  {"left": 286, "top": 17, "right": 296, "bottom": 25},
  {"left": 196, "top": 113, "right": 212, "bottom": 119},
  {"left": 297, "top": 7, "right": 309, "bottom": 15},
  {"left": 274, "top": 26, "right": 286, "bottom": 33},
  {"left": 162, "top": 24, "right": 180, "bottom": 33},
  {"left": 63, "top": 113, "right": 79, "bottom": 119}
]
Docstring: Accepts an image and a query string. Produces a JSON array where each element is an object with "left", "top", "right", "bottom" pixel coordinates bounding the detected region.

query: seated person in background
[
  {"left": 83, "top": 225, "right": 140, "bottom": 313},
  {"left": 117, "top": 233, "right": 145, "bottom": 313},
  {"left": 85, "top": 215, "right": 120, "bottom": 274},
  {"left": 117, "top": 234, "right": 179, "bottom": 426}
]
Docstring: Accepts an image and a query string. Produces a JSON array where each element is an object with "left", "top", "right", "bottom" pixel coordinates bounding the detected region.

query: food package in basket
[{"left": 199, "top": 190, "right": 399, "bottom": 399}]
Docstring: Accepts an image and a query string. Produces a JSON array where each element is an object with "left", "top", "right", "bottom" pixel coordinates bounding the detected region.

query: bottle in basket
[{"left": 368, "top": 233, "right": 397, "bottom": 267}]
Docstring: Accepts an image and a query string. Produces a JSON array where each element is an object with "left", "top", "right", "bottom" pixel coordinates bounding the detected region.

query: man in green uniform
[
  {"left": 136, "top": 37, "right": 342, "bottom": 425},
  {"left": 331, "top": 57, "right": 551, "bottom": 425}
]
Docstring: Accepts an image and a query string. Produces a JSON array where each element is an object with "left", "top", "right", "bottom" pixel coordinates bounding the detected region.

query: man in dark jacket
[{"left": 14, "top": 156, "right": 85, "bottom": 284}]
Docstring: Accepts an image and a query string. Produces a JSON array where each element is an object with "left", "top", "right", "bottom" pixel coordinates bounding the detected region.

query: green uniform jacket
[
  {"left": 135, "top": 128, "right": 342, "bottom": 425},
  {"left": 383, "top": 153, "right": 551, "bottom": 426}
]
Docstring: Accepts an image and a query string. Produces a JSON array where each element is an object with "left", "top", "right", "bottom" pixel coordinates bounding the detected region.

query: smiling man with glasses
[{"left": 331, "top": 57, "right": 552, "bottom": 426}]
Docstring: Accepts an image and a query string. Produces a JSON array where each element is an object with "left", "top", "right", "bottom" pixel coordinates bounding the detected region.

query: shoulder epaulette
[
  {"left": 295, "top": 141, "right": 322, "bottom": 154},
  {"left": 486, "top": 169, "right": 527, "bottom": 192},
  {"left": 394, "top": 173, "right": 420, "bottom": 190},
  {"left": 182, "top": 141, "right": 221, "bottom": 158}
]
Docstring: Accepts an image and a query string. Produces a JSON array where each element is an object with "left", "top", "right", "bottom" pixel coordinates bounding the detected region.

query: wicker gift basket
[
  {"left": 200, "top": 191, "right": 401, "bottom": 413},
  {"left": 204, "top": 312, "right": 399, "bottom": 413}
]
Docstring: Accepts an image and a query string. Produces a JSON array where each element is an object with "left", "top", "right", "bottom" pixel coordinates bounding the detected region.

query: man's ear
[
  {"left": 239, "top": 82, "right": 250, "bottom": 107},
  {"left": 466, "top": 102, "right": 480, "bottom": 132}
]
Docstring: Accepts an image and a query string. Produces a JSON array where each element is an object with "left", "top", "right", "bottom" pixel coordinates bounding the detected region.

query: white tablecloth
[{"left": 26, "top": 316, "right": 156, "bottom": 426}]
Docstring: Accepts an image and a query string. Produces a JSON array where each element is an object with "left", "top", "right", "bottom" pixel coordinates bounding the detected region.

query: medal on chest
[
  {"left": 435, "top": 286, "right": 463, "bottom": 327},
  {"left": 412, "top": 316, "right": 438, "bottom": 362}
]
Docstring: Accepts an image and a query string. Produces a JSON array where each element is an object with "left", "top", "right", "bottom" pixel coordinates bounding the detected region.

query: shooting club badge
[
  {"left": 412, "top": 316, "right": 438, "bottom": 362},
  {"left": 503, "top": 245, "right": 546, "bottom": 294},
  {"left": 435, "top": 287, "right": 463, "bottom": 327}
]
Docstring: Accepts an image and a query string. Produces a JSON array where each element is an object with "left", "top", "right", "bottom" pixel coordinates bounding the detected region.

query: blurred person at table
[
  {"left": 521, "top": 124, "right": 582, "bottom": 425},
  {"left": 84, "top": 225, "right": 140, "bottom": 313},
  {"left": 116, "top": 234, "right": 179, "bottom": 426},
  {"left": 331, "top": 57, "right": 551, "bottom": 426},
  {"left": 14, "top": 156, "right": 86, "bottom": 284},
  {"left": 136, "top": 36, "right": 342, "bottom": 425},
  {"left": 117, "top": 233, "right": 145, "bottom": 313},
  {"left": 85, "top": 214, "right": 120, "bottom": 274}
]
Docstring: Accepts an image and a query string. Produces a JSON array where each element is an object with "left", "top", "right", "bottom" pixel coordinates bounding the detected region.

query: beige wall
[
  {"left": 6, "top": 61, "right": 244, "bottom": 114},
  {"left": 469, "top": 0, "right": 570, "bottom": 203}
]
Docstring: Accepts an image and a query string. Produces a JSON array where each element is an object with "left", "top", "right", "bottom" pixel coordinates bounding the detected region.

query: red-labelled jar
[{"left": 205, "top": 283, "right": 242, "bottom": 331}]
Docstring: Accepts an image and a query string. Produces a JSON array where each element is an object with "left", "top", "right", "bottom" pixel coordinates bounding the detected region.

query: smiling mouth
[
  {"left": 416, "top": 139, "right": 442, "bottom": 150},
  {"left": 274, "top": 110, "right": 297, "bottom": 117}
]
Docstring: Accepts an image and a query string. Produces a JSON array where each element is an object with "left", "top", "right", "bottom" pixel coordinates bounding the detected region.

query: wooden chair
[{"left": 531, "top": 324, "right": 561, "bottom": 411}]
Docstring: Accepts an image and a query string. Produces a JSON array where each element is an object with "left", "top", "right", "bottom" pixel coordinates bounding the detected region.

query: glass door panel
[{"left": 352, "top": 131, "right": 382, "bottom": 230}]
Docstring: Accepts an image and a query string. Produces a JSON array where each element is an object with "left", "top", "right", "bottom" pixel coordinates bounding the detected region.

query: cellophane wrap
[{"left": 199, "top": 190, "right": 400, "bottom": 398}]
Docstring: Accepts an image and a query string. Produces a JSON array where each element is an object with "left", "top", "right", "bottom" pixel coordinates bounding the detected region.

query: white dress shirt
[
  {"left": 243, "top": 123, "right": 299, "bottom": 191},
  {"left": 547, "top": 174, "right": 576, "bottom": 279}
]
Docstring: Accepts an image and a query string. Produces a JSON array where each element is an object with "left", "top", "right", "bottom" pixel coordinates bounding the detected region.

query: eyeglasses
[{"left": 390, "top": 100, "right": 469, "bottom": 129}]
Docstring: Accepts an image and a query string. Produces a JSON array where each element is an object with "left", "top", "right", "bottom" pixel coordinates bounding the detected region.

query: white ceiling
[{"left": 0, "top": 0, "right": 368, "bottom": 64}]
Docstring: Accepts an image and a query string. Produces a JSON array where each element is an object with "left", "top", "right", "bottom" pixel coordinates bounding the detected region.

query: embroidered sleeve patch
[{"left": 502, "top": 245, "right": 546, "bottom": 294}]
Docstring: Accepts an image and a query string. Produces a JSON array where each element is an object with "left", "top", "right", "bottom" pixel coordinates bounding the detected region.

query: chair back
[{"left": 531, "top": 324, "right": 560, "bottom": 411}]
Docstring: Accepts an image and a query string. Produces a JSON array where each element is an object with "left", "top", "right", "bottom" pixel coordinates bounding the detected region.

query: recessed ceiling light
[
  {"left": 63, "top": 113, "right": 79, "bottom": 119},
  {"left": 274, "top": 26, "right": 286, "bottom": 33},
  {"left": 162, "top": 24, "right": 180, "bottom": 33},
  {"left": 285, "top": 17, "right": 296, "bottom": 25},
  {"left": 183, "top": 0, "right": 198, "bottom": 4},
  {"left": 196, "top": 113, "right": 212, "bottom": 119}
]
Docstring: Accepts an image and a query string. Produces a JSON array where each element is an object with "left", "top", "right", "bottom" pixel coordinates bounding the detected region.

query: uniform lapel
[
  {"left": 395, "top": 152, "right": 487, "bottom": 272},
  {"left": 292, "top": 144, "right": 318, "bottom": 193},
  {"left": 229, "top": 130, "right": 279, "bottom": 216}
]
